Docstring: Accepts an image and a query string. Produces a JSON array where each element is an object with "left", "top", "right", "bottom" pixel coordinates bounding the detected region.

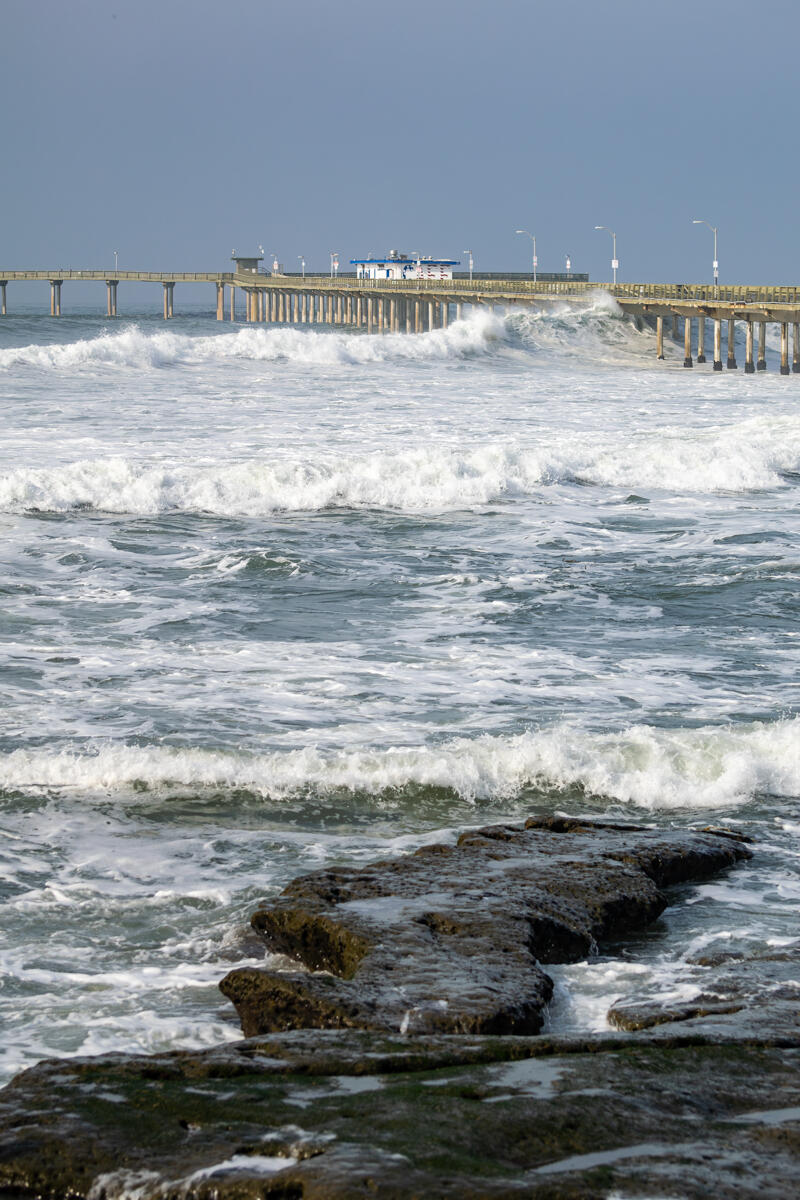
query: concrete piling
[
  {"left": 793, "top": 323, "right": 800, "bottom": 373},
  {"left": 745, "top": 320, "right": 755, "bottom": 373},
  {"left": 713, "top": 318, "right": 722, "bottom": 370},
  {"left": 757, "top": 321, "right": 767, "bottom": 370},
  {"left": 727, "top": 319, "right": 737, "bottom": 369},
  {"left": 697, "top": 317, "right": 706, "bottom": 363},
  {"left": 781, "top": 322, "right": 790, "bottom": 374},
  {"left": 106, "top": 280, "right": 118, "bottom": 317},
  {"left": 683, "top": 317, "right": 693, "bottom": 367},
  {"left": 656, "top": 316, "right": 664, "bottom": 359}
]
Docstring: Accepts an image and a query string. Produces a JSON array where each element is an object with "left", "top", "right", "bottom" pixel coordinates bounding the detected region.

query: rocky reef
[
  {"left": 3, "top": 816, "right": 799, "bottom": 1199},
  {"left": 220, "top": 816, "right": 751, "bottom": 1038}
]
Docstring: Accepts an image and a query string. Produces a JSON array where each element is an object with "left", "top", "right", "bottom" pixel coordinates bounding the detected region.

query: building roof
[{"left": 350, "top": 258, "right": 459, "bottom": 266}]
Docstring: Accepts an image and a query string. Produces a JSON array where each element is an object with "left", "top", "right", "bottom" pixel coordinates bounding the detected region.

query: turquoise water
[{"left": 1, "top": 299, "right": 799, "bottom": 1080}]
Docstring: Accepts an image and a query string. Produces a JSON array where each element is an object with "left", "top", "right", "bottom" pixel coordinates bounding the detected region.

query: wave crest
[
  {"left": 3, "top": 417, "right": 799, "bottom": 516},
  {"left": 3, "top": 718, "right": 799, "bottom": 809}
]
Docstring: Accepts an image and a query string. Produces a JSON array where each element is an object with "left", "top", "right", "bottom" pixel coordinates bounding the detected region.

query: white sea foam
[
  {"left": 0, "top": 296, "right": 656, "bottom": 375},
  {"left": 0, "top": 308, "right": 507, "bottom": 371},
  {"left": 3, "top": 717, "right": 799, "bottom": 808},
  {"left": 2, "top": 414, "right": 799, "bottom": 515}
]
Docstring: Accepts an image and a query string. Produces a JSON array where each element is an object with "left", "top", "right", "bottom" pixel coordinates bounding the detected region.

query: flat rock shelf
[{"left": 6, "top": 816, "right": 800, "bottom": 1200}]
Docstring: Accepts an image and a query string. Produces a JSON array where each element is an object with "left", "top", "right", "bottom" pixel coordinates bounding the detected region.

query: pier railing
[{"left": 246, "top": 275, "right": 800, "bottom": 304}]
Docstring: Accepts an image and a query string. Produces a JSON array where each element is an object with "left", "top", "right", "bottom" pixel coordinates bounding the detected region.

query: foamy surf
[
  {"left": 3, "top": 717, "right": 799, "bottom": 808},
  {"left": 0, "top": 309, "right": 507, "bottom": 371},
  {"left": 3, "top": 415, "right": 799, "bottom": 515},
  {"left": 0, "top": 296, "right": 655, "bottom": 375}
]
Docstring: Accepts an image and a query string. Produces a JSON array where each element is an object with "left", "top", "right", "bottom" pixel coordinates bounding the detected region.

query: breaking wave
[
  {"left": 3, "top": 718, "right": 799, "bottom": 809},
  {"left": 0, "top": 309, "right": 507, "bottom": 370},
  {"left": 2, "top": 416, "right": 799, "bottom": 515},
  {"left": 0, "top": 296, "right": 651, "bottom": 372}
]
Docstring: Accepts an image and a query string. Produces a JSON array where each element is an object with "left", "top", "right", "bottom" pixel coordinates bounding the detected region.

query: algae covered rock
[{"left": 221, "top": 817, "right": 750, "bottom": 1038}]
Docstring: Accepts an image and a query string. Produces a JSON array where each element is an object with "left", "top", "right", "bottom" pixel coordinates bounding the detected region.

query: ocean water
[{"left": 1, "top": 296, "right": 799, "bottom": 1083}]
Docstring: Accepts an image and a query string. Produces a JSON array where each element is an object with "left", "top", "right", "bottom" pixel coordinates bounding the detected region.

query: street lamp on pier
[
  {"left": 463, "top": 249, "right": 474, "bottom": 282},
  {"left": 330, "top": 251, "right": 339, "bottom": 278},
  {"left": 594, "top": 226, "right": 618, "bottom": 285},
  {"left": 692, "top": 219, "right": 719, "bottom": 296},
  {"left": 298, "top": 255, "right": 306, "bottom": 278},
  {"left": 515, "top": 230, "right": 537, "bottom": 283},
  {"left": 113, "top": 249, "right": 118, "bottom": 273}
]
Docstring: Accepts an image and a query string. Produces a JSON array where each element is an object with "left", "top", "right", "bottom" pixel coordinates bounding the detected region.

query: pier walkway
[{"left": 2, "top": 268, "right": 800, "bottom": 373}]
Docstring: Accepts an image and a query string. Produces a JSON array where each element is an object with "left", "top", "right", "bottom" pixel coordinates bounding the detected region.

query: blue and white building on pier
[{"left": 351, "top": 251, "right": 459, "bottom": 281}]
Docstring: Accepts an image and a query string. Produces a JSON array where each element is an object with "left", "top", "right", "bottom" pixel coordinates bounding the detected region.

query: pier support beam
[
  {"left": 744, "top": 320, "right": 755, "bottom": 373},
  {"left": 216, "top": 283, "right": 225, "bottom": 320},
  {"left": 683, "top": 317, "right": 693, "bottom": 367},
  {"left": 671, "top": 313, "right": 679, "bottom": 340},
  {"left": 757, "top": 321, "right": 767, "bottom": 370},
  {"left": 793, "top": 323, "right": 800, "bottom": 372},
  {"left": 0, "top": 281, "right": 6, "bottom": 315},
  {"left": 781, "top": 322, "right": 790, "bottom": 374},
  {"left": 456, "top": 302, "right": 463, "bottom": 321},
  {"left": 713, "top": 318, "right": 722, "bottom": 370},
  {"left": 656, "top": 316, "right": 664, "bottom": 359},
  {"left": 50, "top": 280, "right": 62, "bottom": 316},
  {"left": 697, "top": 317, "right": 706, "bottom": 363},
  {"left": 367, "top": 296, "right": 374, "bottom": 333},
  {"left": 428, "top": 299, "right": 435, "bottom": 332},
  {"left": 162, "top": 282, "right": 174, "bottom": 319},
  {"left": 106, "top": 280, "right": 118, "bottom": 317},
  {"left": 726, "top": 319, "right": 737, "bottom": 369},
  {"left": 441, "top": 301, "right": 449, "bottom": 329}
]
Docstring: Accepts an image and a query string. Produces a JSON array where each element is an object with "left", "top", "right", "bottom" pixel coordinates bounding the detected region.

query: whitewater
[{"left": 1, "top": 297, "right": 799, "bottom": 1081}]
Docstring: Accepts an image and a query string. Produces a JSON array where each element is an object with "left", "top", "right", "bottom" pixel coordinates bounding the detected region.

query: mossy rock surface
[{"left": 1, "top": 1031, "right": 800, "bottom": 1198}]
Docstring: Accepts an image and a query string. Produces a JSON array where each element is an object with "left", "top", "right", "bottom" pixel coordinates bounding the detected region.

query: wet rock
[
  {"left": 608, "top": 943, "right": 800, "bottom": 1037},
  {"left": 1, "top": 1030, "right": 800, "bottom": 1198},
  {"left": 220, "top": 817, "right": 751, "bottom": 1038}
]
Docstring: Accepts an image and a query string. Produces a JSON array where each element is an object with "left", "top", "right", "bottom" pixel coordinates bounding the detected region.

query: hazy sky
[{"left": 3, "top": 0, "right": 799, "bottom": 288}]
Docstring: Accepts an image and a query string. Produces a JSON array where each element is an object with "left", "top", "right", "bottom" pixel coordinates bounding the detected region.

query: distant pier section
[{"left": 2, "top": 253, "right": 800, "bottom": 373}]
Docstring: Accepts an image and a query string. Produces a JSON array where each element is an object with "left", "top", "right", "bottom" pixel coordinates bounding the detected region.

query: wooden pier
[{"left": 2, "top": 268, "right": 800, "bottom": 373}]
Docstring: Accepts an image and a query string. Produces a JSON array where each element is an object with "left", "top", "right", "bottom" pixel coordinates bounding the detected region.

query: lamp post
[
  {"left": 594, "top": 226, "right": 617, "bottom": 285},
  {"left": 515, "top": 230, "right": 537, "bottom": 283},
  {"left": 330, "top": 250, "right": 339, "bottom": 278},
  {"left": 565, "top": 254, "right": 572, "bottom": 279},
  {"left": 298, "top": 255, "right": 306, "bottom": 278},
  {"left": 113, "top": 249, "right": 118, "bottom": 273},
  {"left": 692, "top": 219, "right": 719, "bottom": 295},
  {"left": 463, "top": 248, "right": 473, "bottom": 282}
]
